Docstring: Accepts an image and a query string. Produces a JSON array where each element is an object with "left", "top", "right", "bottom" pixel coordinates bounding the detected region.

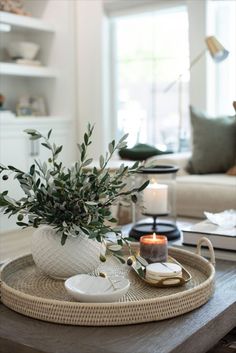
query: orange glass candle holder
[{"left": 140, "top": 234, "right": 168, "bottom": 263}]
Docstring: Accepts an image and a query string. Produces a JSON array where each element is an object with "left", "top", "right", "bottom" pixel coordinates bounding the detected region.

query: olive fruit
[
  {"left": 127, "top": 257, "right": 133, "bottom": 266},
  {"left": 17, "top": 214, "right": 24, "bottom": 221}
]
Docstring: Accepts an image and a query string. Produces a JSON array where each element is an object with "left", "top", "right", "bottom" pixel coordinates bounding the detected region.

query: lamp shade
[{"left": 205, "top": 36, "right": 229, "bottom": 63}]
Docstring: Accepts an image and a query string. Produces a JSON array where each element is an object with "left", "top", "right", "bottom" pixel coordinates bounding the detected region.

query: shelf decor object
[
  {"left": 130, "top": 165, "right": 180, "bottom": 240},
  {"left": 7, "top": 41, "right": 39, "bottom": 60},
  {"left": 0, "top": 237, "right": 215, "bottom": 326},
  {"left": 0, "top": 0, "right": 29, "bottom": 17}
]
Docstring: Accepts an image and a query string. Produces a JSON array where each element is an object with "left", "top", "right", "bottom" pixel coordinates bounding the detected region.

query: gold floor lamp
[{"left": 164, "top": 36, "right": 229, "bottom": 151}]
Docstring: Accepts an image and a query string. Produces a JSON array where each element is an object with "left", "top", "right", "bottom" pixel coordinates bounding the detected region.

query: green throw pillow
[
  {"left": 119, "top": 143, "right": 170, "bottom": 161},
  {"left": 187, "top": 106, "right": 236, "bottom": 174}
]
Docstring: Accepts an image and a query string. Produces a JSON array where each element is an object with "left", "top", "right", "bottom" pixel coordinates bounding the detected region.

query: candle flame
[
  {"left": 152, "top": 233, "right": 156, "bottom": 240},
  {"left": 150, "top": 178, "right": 158, "bottom": 184}
]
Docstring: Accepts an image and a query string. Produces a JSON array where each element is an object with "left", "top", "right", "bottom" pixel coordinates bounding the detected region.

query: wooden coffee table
[{"left": 0, "top": 227, "right": 235, "bottom": 353}]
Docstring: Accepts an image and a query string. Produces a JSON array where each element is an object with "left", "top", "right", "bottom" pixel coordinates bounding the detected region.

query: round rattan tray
[{"left": 0, "top": 237, "right": 215, "bottom": 326}]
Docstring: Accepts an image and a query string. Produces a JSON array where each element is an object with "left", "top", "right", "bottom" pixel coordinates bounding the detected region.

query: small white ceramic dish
[
  {"left": 7, "top": 42, "right": 39, "bottom": 60},
  {"left": 65, "top": 274, "right": 130, "bottom": 303}
]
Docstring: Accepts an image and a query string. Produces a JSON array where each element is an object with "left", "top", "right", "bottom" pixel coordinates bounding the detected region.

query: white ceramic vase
[{"left": 31, "top": 225, "right": 102, "bottom": 279}]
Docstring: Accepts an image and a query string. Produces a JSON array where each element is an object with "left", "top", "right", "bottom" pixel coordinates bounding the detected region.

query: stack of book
[{"left": 173, "top": 219, "right": 236, "bottom": 261}]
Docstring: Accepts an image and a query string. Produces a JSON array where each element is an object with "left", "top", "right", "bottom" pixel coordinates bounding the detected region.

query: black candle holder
[
  {"left": 129, "top": 164, "right": 181, "bottom": 241},
  {"left": 129, "top": 213, "right": 181, "bottom": 241}
]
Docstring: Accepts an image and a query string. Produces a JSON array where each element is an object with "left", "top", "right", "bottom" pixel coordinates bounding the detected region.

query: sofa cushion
[
  {"left": 187, "top": 107, "right": 236, "bottom": 174},
  {"left": 176, "top": 174, "right": 236, "bottom": 218}
]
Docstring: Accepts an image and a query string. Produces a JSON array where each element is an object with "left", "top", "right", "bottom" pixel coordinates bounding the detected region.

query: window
[
  {"left": 207, "top": 0, "right": 236, "bottom": 116},
  {"left": 111, "top": 6, "right": 190, "bottom": 151}
]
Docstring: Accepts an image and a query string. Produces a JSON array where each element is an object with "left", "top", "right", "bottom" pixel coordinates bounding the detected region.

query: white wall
[
  {"left": 75, "top": 0, "right": 108, "bottom": 159},
  {"left": 187, "top": 0, "right": 207, "bottom": 111}
]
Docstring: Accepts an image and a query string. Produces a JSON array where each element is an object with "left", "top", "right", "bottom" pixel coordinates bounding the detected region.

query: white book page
[{"left": 189, "top": 220, "right": 236, "bottom": 237}]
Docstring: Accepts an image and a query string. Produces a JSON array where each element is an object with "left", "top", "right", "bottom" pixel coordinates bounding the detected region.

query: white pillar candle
[{"left": 143, "top": 183, "right": 168, "bottom": 215}]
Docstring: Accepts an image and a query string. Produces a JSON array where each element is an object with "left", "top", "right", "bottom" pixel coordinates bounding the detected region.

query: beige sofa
[{"left": 145, "top": 153, "right": 236, "bottom": 219}]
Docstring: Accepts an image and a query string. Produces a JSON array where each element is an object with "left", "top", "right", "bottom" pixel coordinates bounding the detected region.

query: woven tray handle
[{"left": 196, "top": 237, "right": 215, "bottom": 266}]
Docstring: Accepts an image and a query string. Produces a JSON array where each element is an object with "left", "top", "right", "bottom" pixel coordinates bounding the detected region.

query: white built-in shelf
[
  {"left": 0, "top": 62, "right": 58, "bottom": 78},
  {"left": 0, "top": 11, "right": 54, "bottom": 33},
  {"left": 0, "top": 113, "right": 70, "bottom": 123},
  {"left": 0, "top": 115, "right": 72, "bottom": 138}
]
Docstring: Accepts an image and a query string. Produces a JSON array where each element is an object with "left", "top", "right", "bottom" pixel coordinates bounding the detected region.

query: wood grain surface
[{"left": 0, "top": 260, "right": 235, "bottom": 353}]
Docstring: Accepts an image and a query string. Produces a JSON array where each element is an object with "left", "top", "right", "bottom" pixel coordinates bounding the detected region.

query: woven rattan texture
[{"left": 0, "top": 247, "right": 215, "bottom": 326}]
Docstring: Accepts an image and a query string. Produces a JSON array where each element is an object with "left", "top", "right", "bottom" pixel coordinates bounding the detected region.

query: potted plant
[{"left": 0, "top": 124, "right": 148, "bottom": 279}]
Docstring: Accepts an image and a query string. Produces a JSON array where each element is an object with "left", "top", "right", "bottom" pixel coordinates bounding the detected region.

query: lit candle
[
  {"left": 143, "top": 182, "right": 168, "bottom": 215},
  {"left": 140, "top": 234, "right": 168, "bottom": 263}
]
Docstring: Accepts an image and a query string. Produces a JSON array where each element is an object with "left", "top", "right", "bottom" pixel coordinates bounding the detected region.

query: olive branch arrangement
[{"left": 0, "top": 124, "right": 148, "bottom": 263}]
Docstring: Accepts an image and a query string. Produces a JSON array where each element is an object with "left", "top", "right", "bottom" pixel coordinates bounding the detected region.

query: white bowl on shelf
[
  {"left": 7, "top": 42, "right": 40, "bottom": 60},
  {"left": 65, "top": 274, "right": 130, "bottom": 303}
]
